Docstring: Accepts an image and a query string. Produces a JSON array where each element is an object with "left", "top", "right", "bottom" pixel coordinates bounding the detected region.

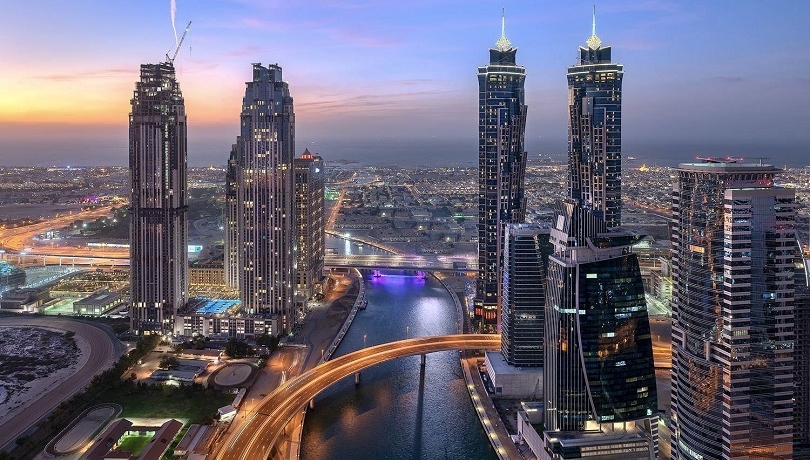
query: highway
[
  {"left": 0, "top": 206, "right": 114, "bottom": 254},
  {"left": 325, "top": 253, "right": 477, "bottom": 271},
  {"left": 216, "top": 334, "right": 501, "bottom": 460},
  {"left": 0, "top": 316, "right": 123, "bottom": 449}
]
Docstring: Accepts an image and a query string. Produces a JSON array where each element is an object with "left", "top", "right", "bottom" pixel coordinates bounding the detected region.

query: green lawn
[
  {"left": 116, "top": 435, "right": 152, "bottom": 456},
  {"left": 96, "top": 384, "right": 233, "bottom": 425}
]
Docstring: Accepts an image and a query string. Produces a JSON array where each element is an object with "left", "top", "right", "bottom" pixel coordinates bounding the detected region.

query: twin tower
[{"left": 129, "top": 62, "right": 322, "bottom": 338}]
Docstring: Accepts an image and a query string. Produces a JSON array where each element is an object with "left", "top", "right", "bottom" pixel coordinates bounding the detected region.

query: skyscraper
[
  {"left": 670, "top": 161, "right": 796, "bottom": 460},
  {"left": 476, "top": 13, "right": 528, "bottom": 333},
  {"left": 224, "top": 144, "right": 239, "bottom": 291},
  {"left": 541, "top": 15, "right": 657, "bottom": 458},
  {"left": 129, "top": 62, "right": 188, "bottom": 335},
  {"left": 293, "top": 148, "right": 325, "bottom": 318},
  {"left": 500, "top": 223, "right": 550, "bottom": 367},
  {"left": 232, "top": 63, "right": 296, "bottom": 334},
  {"left": 567, "top": 9, "right": 623, "bottom": 228}
]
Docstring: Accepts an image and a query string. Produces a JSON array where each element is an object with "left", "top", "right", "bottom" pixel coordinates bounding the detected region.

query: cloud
[{"left": 34, "top": 68, "right": 135, "bottom": 82}]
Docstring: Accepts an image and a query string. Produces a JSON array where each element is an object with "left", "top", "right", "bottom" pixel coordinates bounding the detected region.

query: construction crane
[{"left": 166, "top": 21, "right": 192, "bottom": 64}]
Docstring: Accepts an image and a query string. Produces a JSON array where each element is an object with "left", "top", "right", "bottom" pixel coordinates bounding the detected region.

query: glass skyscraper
[
  {"left": 670, "top": 162, "right": 796, "bottom": 460},
  {"left": 231, "top": 63, "right": 296, "bottom": 334},
  {"left": 566, "top": 13, "right": 623, "bottom": 229},
  {"left": 293, "top": 149, "right": 325, "bottom": 320},
  {"left": 501, "top": 223, "right": 551, "bottom": 367},
  {"left": 541, "top": 15, "right": 657, "bottom": 458},
  {"left": 129, "top": 62, "right": 188, "bottom": 335},
  {"left": 476, "top": 15, "right": 527, "bottom": 333}
]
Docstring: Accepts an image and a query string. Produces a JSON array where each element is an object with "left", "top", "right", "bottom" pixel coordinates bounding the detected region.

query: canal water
[{"left": 300, "top": 237, "right": 497, "bottom": 460}]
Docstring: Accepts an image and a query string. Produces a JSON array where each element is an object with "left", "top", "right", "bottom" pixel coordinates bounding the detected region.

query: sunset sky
[{"left": 1, "top": 0, "right": 808, "bottom": 166}]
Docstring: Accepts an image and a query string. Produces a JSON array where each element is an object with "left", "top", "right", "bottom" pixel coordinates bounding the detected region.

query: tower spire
[
  {"left": 586, "top": 5, "right": 602, "bottom": 50},
  {"left": 495, "top": 8, "right": 513, "bottom": 51},
  {"left": 502, "top": 8, "right": 506, "bottom": 39}
]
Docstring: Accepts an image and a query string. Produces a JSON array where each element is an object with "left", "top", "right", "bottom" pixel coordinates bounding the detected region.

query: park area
[{"left": 96, "top": 381, "right": 234, "bottom": 424}]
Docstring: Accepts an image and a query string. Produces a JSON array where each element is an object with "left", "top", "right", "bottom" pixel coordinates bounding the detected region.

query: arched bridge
[{"left": 217, "top": 334, "right": 501, "bottom": 459}]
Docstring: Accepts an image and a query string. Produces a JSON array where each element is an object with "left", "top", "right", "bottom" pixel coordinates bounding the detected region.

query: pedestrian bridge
[
  {"left": 216, "top": 334, "right": 501, "bottom": 460},
  {"left": 324, "top": 254, "right": 477, "bottom": 272}
]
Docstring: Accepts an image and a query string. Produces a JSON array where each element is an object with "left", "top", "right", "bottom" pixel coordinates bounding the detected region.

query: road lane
[{"left": 216, "top": 334, "right": 500, "bottom": 460}]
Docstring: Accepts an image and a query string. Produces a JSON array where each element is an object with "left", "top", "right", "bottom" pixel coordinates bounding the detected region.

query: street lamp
[
  {"left": 406, "top": 326, "right": 409, "bottom": 339},
  {"left": 363, "top": 334, "right": 367, "bottom": 348}
]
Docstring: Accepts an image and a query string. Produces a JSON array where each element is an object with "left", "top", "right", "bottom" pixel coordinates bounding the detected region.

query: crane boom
[{"left": 166, "top": 21, "right": 192, "bottom": 64}]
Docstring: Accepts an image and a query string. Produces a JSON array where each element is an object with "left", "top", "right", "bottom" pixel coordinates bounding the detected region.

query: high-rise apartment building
[
  {"left": 129, "top": 62, "right": 188, "bottom": 335},
  {"left": 670, "top": 161, "right": 796, "bottom": 460},
  {"left": 293, "top": 148, "right": 325, "bottom": 317},
  {"left": 540, "top": 16, "right": 658, "bottom": 459},
  {"left": 500, "top": 223, "right": 550, "bottom": 367},
  {"left": 476, "top": 14, "right": 527, "bottom": 333},
  {"left": 231, "top": 63, "right": 296, "bottom": 334},
  {"left": 793, "top": 254, "right": 810, "bottom": 456},
  {"left": 567, "top": 10, "right": 623, "bottom": 228},
  {"left": 224, "top": 144, "right": 239, "bottom": 291}
]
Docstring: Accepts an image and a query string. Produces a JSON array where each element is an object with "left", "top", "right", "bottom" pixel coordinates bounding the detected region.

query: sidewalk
[{"left": 460, "top": 354, "right": 525, "bottom": 460}]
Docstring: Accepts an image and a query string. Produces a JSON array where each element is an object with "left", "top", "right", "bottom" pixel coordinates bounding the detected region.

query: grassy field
[
  {"left": 116, "top": 435, "right": 152, "bottom": 456},
  {"left": 96, "top": 384, "right": 233, "bottom": 425}
]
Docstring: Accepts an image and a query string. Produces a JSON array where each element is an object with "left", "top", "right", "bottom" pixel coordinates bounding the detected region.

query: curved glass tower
[
  {"left": 671, "top": 162, "right": 795, "bottom": 459},
  {"left": 129, "top": 62, "right": 188, "bottom": 335},
  {"left": 475, "top": 13, "right": 528, "bottom": 333}
]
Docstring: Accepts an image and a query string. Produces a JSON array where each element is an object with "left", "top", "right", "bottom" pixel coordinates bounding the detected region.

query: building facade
[
  {"left": 543, "top": 201, "right": 658, "bottom": 459},
  {"left": 476, "top": 15, "right": 528, "bottom": 333},
  {"left": 129, "top": 62, "right": 188, "bottom": 334},
  {"left": 231, "top": 63, "right": 296, "bottom": 334},
  {"left": 293, "top": 148, "right": 325, "bottom": 316},
  {"left": 224, "top": 144, "right": 240, "bottom": 291},
  {"left": 670, "top": 162, "right": 796, "bottom": 460},
  {"left": 501, "top": 223, "right": 550, "bottom": 367},
  {"left": 566, "top": 13, "right": 623, "bottom": 229},
  {"left": 540, "top": 17, "right": 657, "bottom": 459}
]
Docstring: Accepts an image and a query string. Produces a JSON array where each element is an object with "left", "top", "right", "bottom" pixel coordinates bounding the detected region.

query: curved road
[
  {"left": 217, "top": 334, "right": 501, "bottom": 460},
  {"left": 0, "top": 316, "right": 123, "bottom": 448}
]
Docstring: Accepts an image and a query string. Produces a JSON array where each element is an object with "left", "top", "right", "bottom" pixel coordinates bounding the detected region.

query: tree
[
  {"left": 224, "top": 338, "right": 255, "bottom": 358},
  {"left": 159, "top": 355, "right": 180, "bottom": 369}
]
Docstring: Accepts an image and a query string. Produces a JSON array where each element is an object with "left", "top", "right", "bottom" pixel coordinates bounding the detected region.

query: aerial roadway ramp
[{"left": 216, "top": 334, "right": 501, "bottom": 460}]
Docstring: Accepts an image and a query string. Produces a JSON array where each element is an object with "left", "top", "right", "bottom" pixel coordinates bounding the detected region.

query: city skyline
[{"left": 1, "top": 1, "right": 808, "bottom": 167}]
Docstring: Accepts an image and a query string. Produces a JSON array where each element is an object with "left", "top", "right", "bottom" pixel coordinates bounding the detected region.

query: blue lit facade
[{"left": 476, "top": 21, "right": 528, "bottom": 333}]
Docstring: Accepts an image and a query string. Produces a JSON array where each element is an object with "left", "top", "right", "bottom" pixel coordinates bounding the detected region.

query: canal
[{"left": 300, "top": 236, "right": 497, "bottom": 460}]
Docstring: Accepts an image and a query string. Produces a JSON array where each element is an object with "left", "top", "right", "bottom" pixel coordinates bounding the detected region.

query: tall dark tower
[
  {"left": 542, "top": 11, "right": 658, "bottom": 458},
  {"left": 475, "top": 12, "right": 528, "bottom": 333},
  {"left": 233, "top": 63, "right": 296, "bottom": 334},
  {"left": 567, "top": 8, "right": 623, "bottom": 228},
  {"left": 129, "top": 62, "right": 188, "bottom": 335}
]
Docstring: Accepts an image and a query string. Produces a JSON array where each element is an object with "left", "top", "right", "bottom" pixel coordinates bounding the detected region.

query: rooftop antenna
[
  {"left": 592, "top": 5, "right": 597, "bottom": 37},
  {"left": 501, "top": 7, "right": 506, "bottom": 39},
  {"left": 166, "top": 21, "right": 192, "bottom": 64}
]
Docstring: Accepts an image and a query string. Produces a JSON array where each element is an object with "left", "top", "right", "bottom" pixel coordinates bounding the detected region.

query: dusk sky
[{"left": 1, "top": 0, "right": 808, "bottom": 167}]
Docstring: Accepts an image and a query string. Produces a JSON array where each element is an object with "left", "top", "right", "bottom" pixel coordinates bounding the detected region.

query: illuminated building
[
  {"left": 670, "top": 161, "right": 796, "bottom": 459},
  {"left": 475, "top": 12, "right": 528, "bottom": 333},
  {"left": 129, "top": 62, "right": 188, "bottom": 335},
  {"left": 232, "top": 63, "right": 296, "bottom": 334},
  {"left": 794, "top": 256, "right": 810, "bottom": 456},
  {"left": 293, "top": 149, "right": 325, "bottom": 318},
  {"left": 566, "top": 9, "right": 623, "bottom": 228},
  {"left": 224, "top": 144, "right": 239, "bottom": 290},
  {"left": 501, "top": 223, "right": 550, "bottom": 367},
  {"left": 540, "top": 13, "right": 657, "bottom": 459}
]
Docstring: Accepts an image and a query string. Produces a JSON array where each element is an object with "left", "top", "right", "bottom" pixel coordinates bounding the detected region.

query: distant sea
[{"left": 1, "top": 137, "right": 806, "bottom": 169}]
